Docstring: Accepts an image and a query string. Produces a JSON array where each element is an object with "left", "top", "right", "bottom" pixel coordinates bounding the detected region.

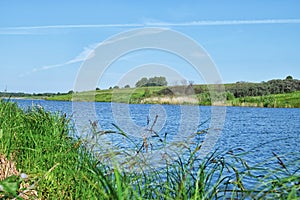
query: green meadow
[
  {"left": 45, "top": 86, "right": 300, "bottom": 108},
  {"left": 46, "top": 86, "right": 166, "bottom": 103}
]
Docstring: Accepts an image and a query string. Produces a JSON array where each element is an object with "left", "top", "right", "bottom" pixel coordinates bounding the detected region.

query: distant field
[
  {"left": 46, "top": 86, "right": 166, "bottom": 103},
  {"left": 46, "top": 86, "right": 300, "bottom": 108}
]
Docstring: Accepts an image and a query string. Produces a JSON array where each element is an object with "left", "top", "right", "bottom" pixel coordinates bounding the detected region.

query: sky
[{"left": 0, "top": 0, "right": 300, "bottom": 93}]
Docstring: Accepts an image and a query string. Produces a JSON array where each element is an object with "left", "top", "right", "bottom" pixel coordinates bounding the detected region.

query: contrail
[
  {"left": 2, "top": 23, "right": 143, "bottom": 30},
  {"left": 146, "top": 19, "right": 300, "bottom": 26},
  {"left": 2, "top": 19, "right": 300, "bottom": 31}
]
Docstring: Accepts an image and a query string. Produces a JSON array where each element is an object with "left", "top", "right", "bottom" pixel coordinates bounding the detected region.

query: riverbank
[
  {"left": 227, "top": 91, "right": 300, "bottom": 108},
  {"left": 0, "top": 100, "right": 100, "bottom": 198},
  {"left": 45, "top": 88, "right": 300, "bottom": 108}
]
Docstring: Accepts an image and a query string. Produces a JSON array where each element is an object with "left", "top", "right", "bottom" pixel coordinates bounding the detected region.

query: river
[{"left": 11, "top": 99, "right": 300, "bottom": 173}]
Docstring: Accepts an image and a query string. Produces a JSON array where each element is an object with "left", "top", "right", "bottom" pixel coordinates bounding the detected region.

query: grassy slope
[
  {"left": 46, "top": 86, "right": 166, "bottom": 103},
  {"left": 46, "top": 85, "right": 300, "bottom": 108}
]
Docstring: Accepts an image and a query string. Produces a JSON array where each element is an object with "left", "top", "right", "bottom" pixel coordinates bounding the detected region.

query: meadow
[
  {"left": 45, "top": 86, "right": 300, "bottom": 108},
  {"left": 46, "top": 86, "right": 165, "bottom": 103},
  {"left": 0, "top": 100, "right": 299, "bottom": 199}
]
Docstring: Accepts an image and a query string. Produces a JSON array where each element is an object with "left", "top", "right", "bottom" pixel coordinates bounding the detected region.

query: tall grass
[
  {"left": 0, "top": 100, "right": 101, "bottom": 198},
  {"left": 0, "top": 100, "right": 299, "bottom": 199}
]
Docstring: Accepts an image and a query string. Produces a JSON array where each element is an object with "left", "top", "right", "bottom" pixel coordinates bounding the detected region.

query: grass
[
  {"left": 45, "top": 86, "right": 300, "bottom": 108},
  {"left": 0, "top": 100, "right": 299, "bottom": 199},
  {"left": 228, "top": 91, "right": 300, "bottom": 108},
  {"left": 46, "top": 86, "right": 166, "bottom": 103},
  {"left": 0, "top": 100, "right": 101, "bottom": 198}
]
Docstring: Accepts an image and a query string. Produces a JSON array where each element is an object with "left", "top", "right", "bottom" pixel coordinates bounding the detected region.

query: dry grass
[
  {"left": 0, "top": 154, "right": 19, "bottom": 181},
  {"left": 0, "top": 154, "right": 38, "bottom": 199},
  {"left": 142, "top": 96, "right": 199, "bottom": 104}
]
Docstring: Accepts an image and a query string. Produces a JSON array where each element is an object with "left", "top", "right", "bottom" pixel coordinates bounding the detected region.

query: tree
[
  {"left": 135, "top": 76, "right": 168, "bottom": 87},
  {"left": 286, "top": 75, "right": 293, "bottom": 80},
  {"left": 135, "top": 77, "right": 148, "bottom": 87},
  {"left": 124, "top": 85, "right": 130, "bottom": 88},
  {"left": 113, "top": 86, "right": 119, "bottom": 89},
  {"left": 148, "top": 76, "right": 167, "bottom": 86},
  {"left": 96, "top": 87, "right": 100, "bottom": 91}
]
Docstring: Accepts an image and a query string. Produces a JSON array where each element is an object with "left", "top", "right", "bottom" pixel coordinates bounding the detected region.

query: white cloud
[
  {"left": 19, "top": 43, "right": 98, "bottom": 77},
  {"left": 66, "top": 43, "right": 97, "bottom": 64}
]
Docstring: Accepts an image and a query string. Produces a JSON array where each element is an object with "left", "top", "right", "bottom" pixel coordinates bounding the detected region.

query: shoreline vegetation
[
  {"left": 1, "top": 77, "right": 300, "bottom": 108},
  {"left": 0, "top": 100, "right": 299, "bottom": 199}
]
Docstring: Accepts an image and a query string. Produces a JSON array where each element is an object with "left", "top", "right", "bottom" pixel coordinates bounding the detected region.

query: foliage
[
  {"left": 225, "top": 78, "right": 300, "bottom": 98},
  {"left": 135, "top": 76, "right": 168, "bottom": 87},
  {"left": 156, "top": 84, "right": 200, "bottom": 96},
  {"left": 0, "top": 92, "right": 33, "bottom": 98},
  {"left": 135, "top": 77, "right": 148, "bottom": 87},
  {"left": 143, "top": 88, "right": 151, "bottom": 98}
]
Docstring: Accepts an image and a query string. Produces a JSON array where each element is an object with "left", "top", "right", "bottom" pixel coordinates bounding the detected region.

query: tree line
[
  {"left": 225, "top": 76, "right": 300, "bottom": 98},
  {"left": 0, "top": 91, "right": 71, "bottom": 98},
  {"left": 0, "top": 92, "right": 32, "bottom": 97},
  {"left": 153, "top": 76, "right": 300, "bottom": 98}
]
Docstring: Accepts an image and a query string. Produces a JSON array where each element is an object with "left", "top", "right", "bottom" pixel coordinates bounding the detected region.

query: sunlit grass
[
  {"left": 46, "top": 86, "right": 166, "bottom": 103},
  {"left": 229, "top": 91, "right": 300, "bottom": 108}
]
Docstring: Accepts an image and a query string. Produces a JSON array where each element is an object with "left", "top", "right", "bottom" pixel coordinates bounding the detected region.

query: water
[{"left": 10, "top": 99, "right": 300, "bottom": 175}]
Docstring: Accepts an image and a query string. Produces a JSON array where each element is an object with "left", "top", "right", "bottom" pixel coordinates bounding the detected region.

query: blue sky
[{"left": 1, "top": 1, "right": 300, "bottom": 93}]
